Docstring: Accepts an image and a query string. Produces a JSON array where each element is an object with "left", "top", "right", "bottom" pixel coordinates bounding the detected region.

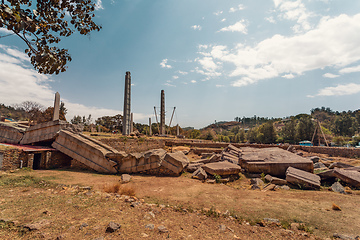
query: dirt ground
[{"left": 1, "top": 167, "right": 356, "bottom": 240}]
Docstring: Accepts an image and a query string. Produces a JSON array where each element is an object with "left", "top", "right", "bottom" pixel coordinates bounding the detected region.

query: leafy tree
[
  {"left": 332, "top": 115, "right": 357, "bottom": 137},
  {"left": 296, "top": 116, "right": 314, "bottom": 141},
  {"left": 189, "top": 129, "right": 201, "bottom": 139},
  {"left": 257, "top": 121, "right": 277, "bottom": 144},
  {"left": 281, "top": 119, "right": 297, "bottom": 144},
  {"left": 95, "top": 114, "right": 122, "bottom": 132},
  {"left": 0, "top": 0, "right": 101, "bottom": 74},
  {"left": 246, "top": 128, "right": 257, "bottom": 143}
]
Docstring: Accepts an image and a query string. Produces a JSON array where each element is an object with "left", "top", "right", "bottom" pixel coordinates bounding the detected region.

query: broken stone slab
[
  {"left": 286, "top": 167, "right": 321, "bottom": 189},
  {"left": 192, "top": 167, "right": 207, "bottom": 180},
  {"left": 265, "top": 175, "right": 287, "bottom": 185},
  {"left": 314, "top": 162, "right": 327, "bottom": 169},
  {"left": 221, "top": 152, "right": 239, "bottom": 165},
  {"left": 52, "top": 130, "right": 118, "bottom": 173},
  {"left": 316, "top": 169, "right": 335, "bottom": 180},
  {"left": 262, "top": 183, "right": 276, "bottom": 191},
  {"left": 329, "top": 162, "right": 354, "bottom": 169},
  {"left": 202, "top": 161, "right": 241, "bottom": 176},
  {"left": 331, "top": 182, "right": 345, "bottom": 194},
  {"left": 333, "top": 168, "right": 360, "bottom": 188},
  {"left": 239, "top": 147, "right": 313, "bottom": 177},
  {"left": 0, "top": 122, "right": 27, "bottom": 144},
  {"left": 309, "top": 156, "right": 320, "bottom": 163},
  {"left": 23, "top": 219, "right": 51, "bottom": 231},
  {"left": 287, "top": 145, "right": 296, "bottom": 153},
  {"left": 186, "top": 162, "right": 204, "bottom": 173},
  {"left": 171, "top": 146, "right": 190, "bottom": 155},
  {"left": 250, "top": 178, "right": 264, "bottom": 187},
  {"left": 191, "top": 154, "right": 221, "bottom": 165},
  {"left": 121, "top": 174, "right": 131, "bottom": 183},
  {"left": 161, "top": 151, "right": 190, "bottom": 175}
]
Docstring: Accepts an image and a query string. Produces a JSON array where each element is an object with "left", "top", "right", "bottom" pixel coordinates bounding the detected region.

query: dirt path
[{"left": 34, "top": 169, "right": 360, "bottom": 238}]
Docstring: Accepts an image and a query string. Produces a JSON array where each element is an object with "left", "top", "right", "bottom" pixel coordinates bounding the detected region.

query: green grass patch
[{"left": 0, "top": 175, "right": 56, "bottom": 188}]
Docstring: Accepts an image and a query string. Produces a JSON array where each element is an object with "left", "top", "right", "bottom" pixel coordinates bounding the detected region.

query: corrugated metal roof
[{"left": 0, "top": 143, "right": 55, "bottom": 152}]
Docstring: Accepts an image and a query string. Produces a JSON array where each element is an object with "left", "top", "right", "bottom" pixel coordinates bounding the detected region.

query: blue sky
[{"left": 1, "top": 0, "right": 360, "bottom": 128}]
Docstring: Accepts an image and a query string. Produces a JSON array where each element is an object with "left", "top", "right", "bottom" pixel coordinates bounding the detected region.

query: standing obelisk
[
  {"left": 122, "top": 72, "right": 131, "bottom": 135},
  {"left": 160, "top": 90, "right": 165, "bottom": 135},
  {"left": 53, "top": 92, "right": 60, "bottom": 121}
]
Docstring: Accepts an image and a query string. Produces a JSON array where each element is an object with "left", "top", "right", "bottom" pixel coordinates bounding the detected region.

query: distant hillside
[{"left": 0, "top": 104, "right": 27, "bottom": 121}]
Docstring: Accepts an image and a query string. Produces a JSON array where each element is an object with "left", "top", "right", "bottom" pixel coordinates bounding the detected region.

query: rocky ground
[{"left": 1, "top": 168, "right": 359, "bottom": 240}]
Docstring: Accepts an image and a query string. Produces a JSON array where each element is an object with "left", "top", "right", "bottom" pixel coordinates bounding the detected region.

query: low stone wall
[
  {"left": 0, "top": 149, "right": 23, "bottom": 170},
  {"left": 297, "top": 146, "right": 360, "bottom": 158},
  {"left": 100, "top": 138, "right": 166, "bottom": 153},
  {"left": 47, "top": 151, "right": 72, "bottom": 169}
]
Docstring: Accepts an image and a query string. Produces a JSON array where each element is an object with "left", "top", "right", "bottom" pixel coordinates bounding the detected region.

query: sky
[{"left": 1, "top": 0, "right": 360, "bottom": 129}]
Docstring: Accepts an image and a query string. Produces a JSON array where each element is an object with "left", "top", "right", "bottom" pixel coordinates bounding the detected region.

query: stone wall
[
  {"left": 297, "top": 146, "right": 360, "bottom": 158},
  {"left": 100, "top": 138, "right": 166, "bottom": 153},
  {"left": 0, "top": 149, "right": 21, "bottom": 170},
  {"left": 47, "top": 151, "right": 72, "bottom": 169}
]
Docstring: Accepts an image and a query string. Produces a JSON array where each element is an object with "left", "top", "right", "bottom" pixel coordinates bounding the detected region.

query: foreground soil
[{"left": 1, "top": 169, "right": 359, "bottom": 240}]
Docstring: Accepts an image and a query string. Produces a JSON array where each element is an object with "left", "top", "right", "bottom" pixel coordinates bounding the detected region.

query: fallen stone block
[
  {"left": 250, "top": 178, "right": 264, "bottom": 187},
  {"left": 286, "top": 167, "right": 321, "bottom": 189},
  {"left": 309, "top": 156, "right": 320, "bottom": 163},
  {"left": 266, "top": 175, "right": 287, "bottom": 185},
  {"left": 314, "top": 162, "right": 327, "bottom": 169},
  {"left": 161, "top": 151, "right": 190, "bottom": 175},
  {"left": 331, "top": 182, "right": 345, "bottom": 194},
  {"left": 121, "top": 174, "right": 131, "bottom": 183},
  {"left": 186, "top": 162, "right": 204, "bottom": 173},
  {"left": 221, "top": 152, "right": 239, "bottom": 165},
  {"left": 316, "top": 169, "right": 335, "bottom": 180},
  {"left": 191, "top": 154, "right": 221, "bottom": 165},
  {"left": 202, "top": 161, "right": 241, "bottom": 176},
  {"left": 0, "top": 122, "right": 26, "bottom": 144},
  {"left": 240, "top": 147, "right": 313, "bottom": 177},
  {"left": 333, "top": 168, "right": 360, "bottom": 188},
  {"left": 329, "top": 162, "right": 354, "bottom": 169},
  {"left": 262, "top": 183, "right": 276, "bottom": 191},
  {"left": 171, "top": 146, "right": 190, "bottom": 155},
  {"left": 192, "top": 167, "right": 207, "bottom": 180},
  {"left": 52, "top": 130, "right": 118, "bottom": 173}
]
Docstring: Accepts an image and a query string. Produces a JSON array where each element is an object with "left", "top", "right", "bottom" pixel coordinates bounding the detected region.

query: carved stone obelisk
[
  {"left": 160, "top": 90, "right": 165, "bottom": 135},
  {"left": 53, "top": 92, "right": 60, "bottom": 121},
  {"left": 149, "top": 118, "right": 152, "bottom": 135},
  {"left": 122, "top": 72, "right": 131, "bottom": 135},
  {"left": 130, "top": 112, "right": 134, "bottom": 133}
]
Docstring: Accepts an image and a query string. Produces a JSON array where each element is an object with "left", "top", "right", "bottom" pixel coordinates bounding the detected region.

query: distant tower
[
  {"left": 122, "top": 72, "right": 131, "bottom": 135},
  {"left": 160, "top": 90, "right": 165, "bottom": 135}
]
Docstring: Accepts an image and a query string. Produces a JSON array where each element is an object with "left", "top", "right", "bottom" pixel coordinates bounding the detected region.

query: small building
[
  {"left": 0, "top": 143, "right": 71, "bottom": 171},
  {"left": 299, "top": 140, "right": 313, "bottom": 146}
]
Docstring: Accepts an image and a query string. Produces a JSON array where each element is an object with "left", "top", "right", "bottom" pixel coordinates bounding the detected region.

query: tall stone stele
[
  {"left": 122, "top": 72, "right": 131, "bottom": 135},
  {"left": 160, "top": 90, "right": 165, "bottom": 135},
  {"left": 53, "top": 92, "right": 60, "bottom": 121}
]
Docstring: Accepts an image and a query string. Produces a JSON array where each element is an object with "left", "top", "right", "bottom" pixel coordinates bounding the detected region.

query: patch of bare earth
[{"left": 2, "top": 169, "right": 356, "bottom": 239}]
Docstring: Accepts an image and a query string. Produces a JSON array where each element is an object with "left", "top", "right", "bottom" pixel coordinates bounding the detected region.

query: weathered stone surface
[
  {"left": 161, "top": 151, "right": 189, "bottom": 174},
  {"left": 192, "top": 167, "right": 207, "bottom": 180},
  {"left": 239, "top": 147, "right": 313, "bottom": 177},
  {"left": 121, "top": 174, "right": 131, "bottom": 183},
  {"left": 263, "top": 183, "right": 276, "bottom": 191},
  {"left": 186, "top": 162, "right": 204, "bottom": 173},
  {"left": 309, "top": 156, "right": 320, "bottom": 163},
  {"left": 270, "top": 176, "right": 287, "bottom": 185},
  {"left": 106, "top": 221, "right": 121, "bottom": 233},
  {"left": 329, "top": 162, "right": 354, "bottom": 169},
  {"left": 281, "top": 185, "right": 290, "bottom": 190},
  {"left": 316, "top": 169, "right": 335, "bottom": 180},
  {"left": 331, "top": 182, "right": 345, "bottom": 194},
  {"left": 333, "top": 168, "right": 360, "bottom": 188},
  {"left": 23, "top": 219, "right": 50, "bottom": 231},
  {"left": 287, "top": 145, "right": 296, "bottom": 153},
  {"left": 192, "top": 154, "right": 221, "bottom": 165},
  {"left": 117, "top": 149, "right": 165, "bottom": 173},
  {"left": 202, "top": 161, "right": 241, "bottom": 176},
  {"left": 0, "top": 122, "right": 26, "bottom": 144},
  {"left": 145, "top": 224, "right": 155, "bottom": 230},
  {"left": 158, "top": 225, "right": 168, "bottom": 233},
  {"left": 286, "top": 167, "right": 321, "bottom": 189},
  {"left": 250, "top": 178, "right": 264, "bottom": 187},
  {"left": 171, "top": 146, "right": 190, "bottom": 155},
  {"left": 52, "top": 130, "right": 118, "bottom": 173},
  {"left": 314, "top": 162, "right": 327, "bottom": 169}
]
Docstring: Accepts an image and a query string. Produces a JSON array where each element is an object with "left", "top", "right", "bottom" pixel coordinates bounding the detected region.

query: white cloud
[
  {"left": 198, "top": 44, "right": 209, "bottom": 50},
  {"left": 0, "top": 44, "right": 150, "bottom": 123},
  {"left": 282, "top": 73, "right": 295, "bottom": 79},
  {"left": 339, "top": 65, "right": 360, "bottom": 74},
  {"left": 322, "top": 73, "right": 339, "bottom": 78},
  {"left": 0, "top": 28, "right": 13, "bottom": 35},
  {"left": 197, "top": 13, "right": 360, "bottom": 87},
  {"left": 216, "top": 84, "right": 224, "bottom": 88},
  {"left": 229, "top": 4, "right": 245, "bottom": 13},
  {"left": 172, "top": 75, "right": 179, "bottom": 79},
  {"left": 218, "top": 20, "right": 247, "bottom": 33},
  {"left": 95, "top": 0, "right": 104, "bottom": 10},
  {"left": 160, "top": 59, "right": 172, "bottom": 69},
  {"left": 176, "top": 70, "right": 188, "bottom": 75},
  {"left": 273, "top": 0, "right": 313, "bottom": 33},
  {"left": 221, "top": 18, "right": 226, "bottom": 22},
  {"left": 191, "top": 25, "right": 202, "bottom": 31},
  {"left": 214, "top": 11, "right": 223, "bottom": 16},
  {"left": 191, "top": 80, "right": 197, "bottom": 83},
  {"left": 265, "top": 16, "right": 276, "bottom": 23},
  {"left": 310, "top": 83, "right": 360, "bottom": 97}
]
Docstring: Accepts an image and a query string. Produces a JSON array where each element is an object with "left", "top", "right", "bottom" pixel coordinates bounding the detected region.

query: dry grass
[{"left": 103, "top": 182, "right": 136, "bottom": 196}]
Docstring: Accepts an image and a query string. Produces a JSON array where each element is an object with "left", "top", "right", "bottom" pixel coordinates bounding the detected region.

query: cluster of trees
[
  {"left": 0, "top": 101, "right": 67, "bottom": 124},
  {"left": 187, "top": 108, "right": 360, "bottom": 146}
]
